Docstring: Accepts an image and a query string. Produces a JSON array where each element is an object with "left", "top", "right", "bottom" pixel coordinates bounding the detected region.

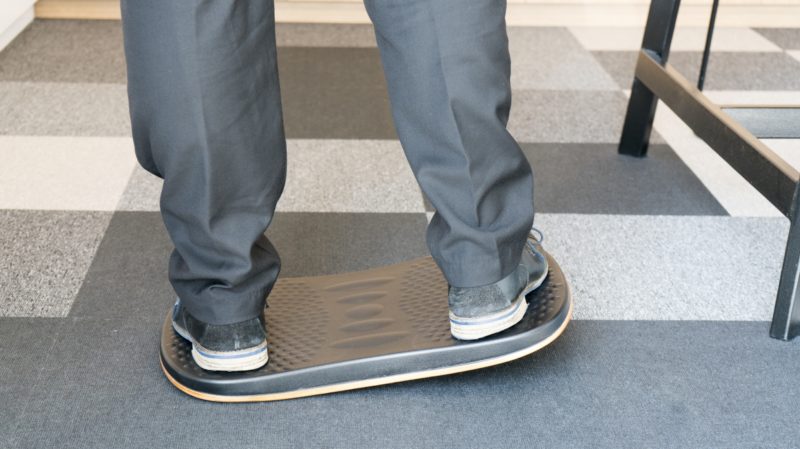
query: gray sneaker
[
  {"left": 448, "top": 227, "right": 549, "bottom": 340},
  {"left": 171, "top": 299, "right": 269, "bottom": 372}
]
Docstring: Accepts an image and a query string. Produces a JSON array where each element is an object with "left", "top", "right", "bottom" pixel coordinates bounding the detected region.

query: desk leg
[
  {"left": 618, "top": 0, "right": 682, "bottom": 157},
  {"left": 771, "top": 186, "right": 800, "bottom": 341}
]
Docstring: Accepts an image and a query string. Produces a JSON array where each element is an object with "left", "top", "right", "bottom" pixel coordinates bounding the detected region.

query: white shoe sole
[
  {"left": 172, "top": 321, "right": 269, "bottom": 372},
  {"left": 450, "top": 295, "right": 529, "bottom": 341},
  {"left": 449, "top": 268, "right": 548, "bottom": 341}
]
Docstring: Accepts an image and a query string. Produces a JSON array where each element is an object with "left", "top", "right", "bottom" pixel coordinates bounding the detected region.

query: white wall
[{"left": 0, "top": 0, "right": 35, "bottom": 52}]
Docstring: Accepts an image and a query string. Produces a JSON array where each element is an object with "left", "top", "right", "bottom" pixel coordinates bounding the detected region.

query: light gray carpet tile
[
  {"left": 0, "top": 136, "right": 136, "bottom": 211},
  {"left": 0, "top": 20, "right": 125, "bottom": 84},
  {"left": 69, "top": 211, "right": 429, "bottom": 322},
  {"left": 278, "top": 47, "right": 396, "bottom": 139},
  {"left": 523, "top": 143, "right": 726, "bottom": 215},
  {"left": 593, "top": 51, "right": 800, "bottom": 91},
  {"left": 508, "top": 89, "right": 664, "bottom": 144},
  {"left": 8, "top": 320, "right": 800, "bottom": 449},
  {"left": 754, "top": 28, "right": 800, "bottom": 50},
  {"left": 276, "top": 23, "right": 378, "bottom": 47},
  {"left": 507, "top": 27, "right": 618, "bottom": 91},
  {"left": 118, "top": 140, "right": 425, "bottom": 213},
  {"left": 0, "top": 210, "right": 112, "bottom": 317},
  {"left": 763, "top": 139, "right": 800, "bottom": 172},
  {"left": 0, "top": 82, "right": 130, "bottom": 136},
  {"left": 536, "top": 214, "right": 789, "bottom": 321},
  {"left": 570, "top": 27, "right": 783, "bottom": 52}
]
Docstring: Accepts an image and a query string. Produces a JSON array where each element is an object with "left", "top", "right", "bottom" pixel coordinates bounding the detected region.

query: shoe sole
[
  {"left": 171, "top": 321, "right": 269, "bottom": 372},
  {"left": 449, "top": 267, "right": 548, "bottom": 341}
]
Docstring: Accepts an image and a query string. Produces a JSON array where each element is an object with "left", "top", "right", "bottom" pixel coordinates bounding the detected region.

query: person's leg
[
  {"left": 363, "top": 0, "right": 535, "bottom": 289},
  {"left": 121, "top": 0, "right": 285, "bottom": 327}
]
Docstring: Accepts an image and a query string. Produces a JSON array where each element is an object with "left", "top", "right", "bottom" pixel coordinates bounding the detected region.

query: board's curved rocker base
[{"left": 161, "top": 252, "right": 572, "bottom": 402}]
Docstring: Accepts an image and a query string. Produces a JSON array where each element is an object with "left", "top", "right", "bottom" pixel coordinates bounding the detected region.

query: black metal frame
[{"left": 619, "top": 0, "right": 800, "bottom": 340}]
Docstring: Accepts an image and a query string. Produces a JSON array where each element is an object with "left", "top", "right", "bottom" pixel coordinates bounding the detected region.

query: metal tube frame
[
  {"left": 618, "top": 0, "right": 800, "bottom": 340},
  {"left": 697, "top": 0, "right": 719, "bottom": 91}
]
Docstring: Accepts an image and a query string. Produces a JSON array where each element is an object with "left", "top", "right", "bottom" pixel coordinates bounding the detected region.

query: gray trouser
[{"left": 121, "top": 0, "right": 534, "bottom": 325}]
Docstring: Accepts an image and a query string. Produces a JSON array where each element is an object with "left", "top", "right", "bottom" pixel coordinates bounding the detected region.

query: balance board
[{"left": 160, "top": 251, "right": 572, "bottom": 402}]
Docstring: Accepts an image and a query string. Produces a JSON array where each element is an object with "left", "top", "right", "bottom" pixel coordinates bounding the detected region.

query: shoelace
[
  {"left": 530, "top": 226, "right": 544, "bottom": 244},
  {"left": 524, "top": 226, "right": 544, "bottom": 255}
]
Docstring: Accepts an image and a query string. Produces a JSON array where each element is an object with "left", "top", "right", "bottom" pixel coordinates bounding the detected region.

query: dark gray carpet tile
[
  {"left": 0, "top": 20, "right": 125, "bottom": 84},
  {"left": 69, "top": 211, "right": 428, "bottom": 321},
  {"left": 67, "top": 212, "right": 173, "bottom": 322},
  {"left": 523, "top": 143, "right": 727, "bottom": 215},
  {"left": 754, "top": 28, "right": 800, "bottom": 50},
  {"left": 278, "top": 47, "right": 396, "bottom": 139},
  {"left": 0, "top": 210, "right": 112, "bottom": 317},
  {"left": 8, "top": 320, "right": 800, "bottom": 449},
  {"left": 266, "top": 212, "right": 429, "bottom": 276},
  {"left": 422, "top": 143, "right": 723, "bottom": 215},
  {"left": 0, "top": 318, "right": 65, "bottom": 447},
  {"left": 593, "top": 51, "right": 800, "bottom": 90}
]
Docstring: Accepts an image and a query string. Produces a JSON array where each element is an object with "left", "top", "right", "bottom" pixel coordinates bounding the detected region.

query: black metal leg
[
  {"left": 771, "top": 185, "right": 800, "bottom": 341},
  {"left": 697, "top": 0, "right": 719, "bottom": 91},
  {"left": 618, "top": 0, "right": 682, "bottom": 157}
]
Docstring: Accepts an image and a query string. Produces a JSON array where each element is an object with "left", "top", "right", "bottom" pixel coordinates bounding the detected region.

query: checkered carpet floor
[{"left": 1, "top": 20, "right": 799, "bottom": 448}]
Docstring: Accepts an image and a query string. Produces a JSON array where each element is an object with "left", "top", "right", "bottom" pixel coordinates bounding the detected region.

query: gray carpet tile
[
  {"left": 423, "top": 143, "right": 722, "bottom": 215},
  {"left": 273, "top": 22, "right": 625, "bottom": 94},
  {"left": 754, "top": 28, "right": 800, "bottom": 50},
  {"left": 0, "top": 210, "right": 112, "bottom": 317},
  {"left": 508, "top": 90, "right": 664, "bottom": 144},
  {"left": 6, "top": 320, "right": 799, "bottom": 449},
  {"left": 276, "top": 23, "right": 378, "bottom": 47},
  {"left": 115, "top": 166, "right": 161, "bottom": 211},
  {"left": 68, "top": 211, "right": 428, "bottom": 322},
  {"left": 118, "top": 140, "right": 427, "bottom": 213},
  {"left": 278, "top": 47, "right": 396, "bottom": 139},
  {"left": 593, "top": 51, "right": 800, "bottom": 91},
  {"left": 524, "top": 143, "right": 726, "bottom": 215},
  {"left": 0, "top": 21, "right": 616, "bottom": 92},
  {"left": 724, "top": 107, "right": 800, "bottom": 139},
  {"left": 0, "top": 48, "right": 393, "bottom": 138},
  {"left": 279, "top": 139, "right": 425, "bottom": 212},
  {"left": 0, "top": 318, "right": 65, "bottom": 444},
  {"left": 0, "top": 82, "right": 130, "bottom": 136},
  {"left": 0, "top": 20, "right": 125, "bottom": 84},
  {"left": 507, "top": 27, "right": 618, "bottom": 91},
  {"left": 536, "top": 214, "right": 788, "bottom": 321}
]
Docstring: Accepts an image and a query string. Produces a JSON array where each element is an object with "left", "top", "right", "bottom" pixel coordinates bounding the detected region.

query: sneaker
[
  {"left": 171, "top": 299, "right": 269, "bottom": 372},
  {"left": 448, "top": 227, "right": 549, "bottom": 340}
]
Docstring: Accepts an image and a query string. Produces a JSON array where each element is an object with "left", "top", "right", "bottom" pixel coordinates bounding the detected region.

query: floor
[{"left": 1, "top": 20, "right": 800, "bottom": 448}]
